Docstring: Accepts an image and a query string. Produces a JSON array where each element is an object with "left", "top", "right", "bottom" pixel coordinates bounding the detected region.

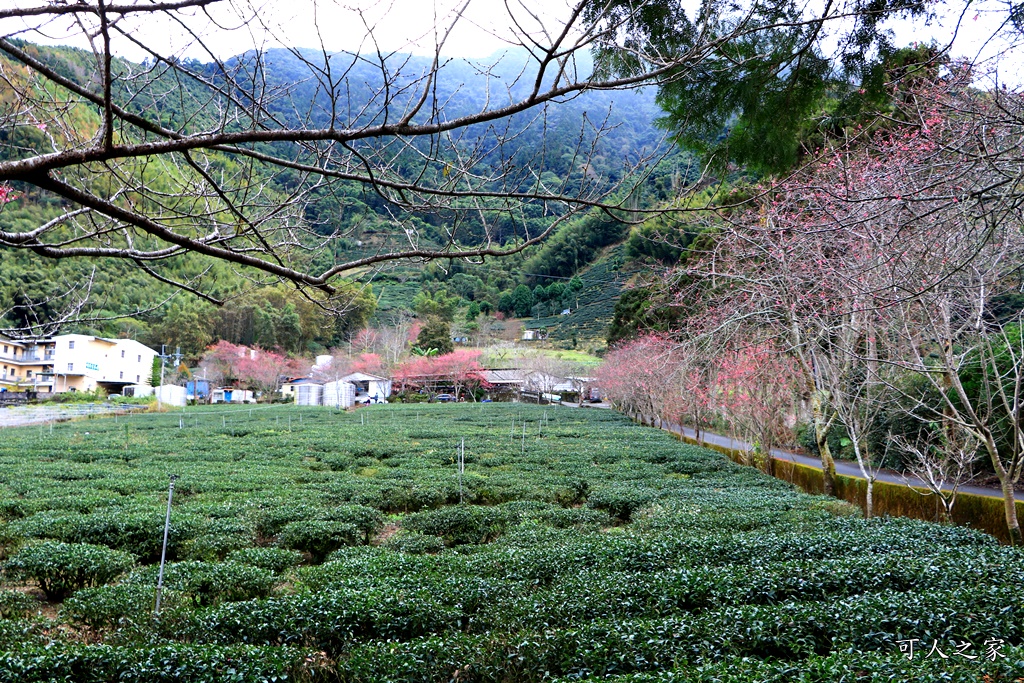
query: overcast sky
[{"left": 2, "top": 0, "right": 1020, "bottom": 83}]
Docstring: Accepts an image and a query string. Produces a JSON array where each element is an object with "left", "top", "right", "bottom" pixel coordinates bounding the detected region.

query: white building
[
  {"left": 340, "top": 372, "right": 392, "bottom": 403},
  {"left": 2, "top": 334, "right": 158, "bottom": 394},
  {"left": 211, "top": 387, "right": 254, "bottom": 403},
  {"left": 48, "top": 335, "right": 158, "bottom": 394}
]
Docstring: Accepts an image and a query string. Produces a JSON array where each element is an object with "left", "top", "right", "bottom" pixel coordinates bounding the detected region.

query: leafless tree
[{"left": 892, "top": 429, "right": 978, "bottom": 524}]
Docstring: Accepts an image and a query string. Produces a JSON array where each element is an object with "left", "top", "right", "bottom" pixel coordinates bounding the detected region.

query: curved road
[{"left": 657, "top": 420, "right": 1024, "bottom": 502}]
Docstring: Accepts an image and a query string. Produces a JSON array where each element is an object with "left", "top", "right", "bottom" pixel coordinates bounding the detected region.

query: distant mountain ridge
[{"left": 1, "top": 41, "right": 676, "bottom": 346}]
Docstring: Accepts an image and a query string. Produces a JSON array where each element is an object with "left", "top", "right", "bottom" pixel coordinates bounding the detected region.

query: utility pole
[
  {"left": 158, "top": 345, "right": 166, "bottom": 409},
  {"left": 156, "top": 345, "right": 183, "bottom": 409}
]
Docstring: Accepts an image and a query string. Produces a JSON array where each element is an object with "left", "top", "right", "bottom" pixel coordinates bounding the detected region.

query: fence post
[{"left": 154, "top": 474, "right": 177, "bottom": 615}]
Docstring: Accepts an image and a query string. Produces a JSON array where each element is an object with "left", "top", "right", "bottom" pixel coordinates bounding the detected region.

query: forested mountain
[{"left": 0, "top": 41, "right": 688, "bottom": 354}]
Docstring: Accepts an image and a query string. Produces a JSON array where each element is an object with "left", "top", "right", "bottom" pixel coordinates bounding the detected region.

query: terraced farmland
[{"left": 1, "top": 404, "right": 1022, "bottom": 682}]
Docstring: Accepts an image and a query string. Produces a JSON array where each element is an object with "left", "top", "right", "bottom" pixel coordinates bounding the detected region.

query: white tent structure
[
  {"left": 322, "top": 380, "right": 355, "bottom": 409},
  {"left": 155, "top": 384, "right": 186, "bottom": 407}
]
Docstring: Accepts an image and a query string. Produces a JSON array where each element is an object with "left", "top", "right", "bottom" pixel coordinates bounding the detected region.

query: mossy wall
[{"left": 680, "top": 434, "right": 1024, "bottom": 544}]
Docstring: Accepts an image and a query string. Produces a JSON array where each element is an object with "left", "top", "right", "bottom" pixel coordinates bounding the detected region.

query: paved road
[{"left": 651, "top": 419, "right": 1023, "bottom": 502}]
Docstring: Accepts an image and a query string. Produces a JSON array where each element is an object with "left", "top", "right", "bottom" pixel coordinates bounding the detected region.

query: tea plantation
[{"left": 1, "top": 404, "right": 1023, "bottom": 682}]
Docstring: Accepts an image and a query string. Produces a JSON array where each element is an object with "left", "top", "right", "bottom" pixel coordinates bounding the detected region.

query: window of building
[
  {"left": 27, "top": 371, "right": 32, "bottom": 378},
  {"left": 119, "top": 371, "right": 124, "bottom": 379},
  {"left": 121, "top": 350, "right": 125, "bottom": 358},
  {"left": 69, "top": 340, "right": 75, "bottom": 349},
  {"left": 3, "top": 345, "right": 7, "bottom": 353},
  {"left": 68, "top": 363, "right": 73, "bottom": 371},
  {"left": 138, "top": 354, "right": 142, "bottom": 362},
  {"left": 136, "top": 375, "right": 140, "bottom": 382}
]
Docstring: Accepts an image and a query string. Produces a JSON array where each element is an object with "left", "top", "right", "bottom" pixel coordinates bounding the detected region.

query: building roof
[
  {"left": 340, "top": 372, "right": 389, "bottom": 382},
  {"left": 481, "top": 368, "right": 524, "bottom": 385},
  {"left": 283, "top": 377, "right": 321, "bottom": 386}
]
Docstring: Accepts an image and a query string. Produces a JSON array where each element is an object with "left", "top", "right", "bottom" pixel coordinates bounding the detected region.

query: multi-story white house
[
  {"left": 0, "top": 338, "right": 55, "bottom": 392},
  {"left": 0, "top": 334, "right": 158, "bottom": 394}
]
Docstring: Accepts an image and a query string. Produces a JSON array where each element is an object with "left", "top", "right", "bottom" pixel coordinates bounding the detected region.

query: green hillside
[{"left": 0, "top": 41, "right": 681, "bottom": 351}]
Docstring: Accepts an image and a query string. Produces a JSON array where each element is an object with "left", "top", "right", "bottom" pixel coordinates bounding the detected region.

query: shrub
[
  {"left": 8, "top": 510, "right": 199, "bottom": 562},
  {"left": 403, "top": 505, "right": 510, "bottom": 546},
  {"left": 226, "top": 548, "right": 303, "bottom": 573},
  {"left": 277, "top": 521, "right": 361, "bottom": 562},
  {"left": 384, "top": 531, "right": 445, "bottom": 555},
  {"left": 250, "top": 505, "right": 308, "bottom": 538},
  {"left": 0, "top": 589, "right": 36, "bottom": 619},
  {"left": 0, "top": 643, "right": 318, "bottom": 682},
  {"left": 179, "top": 588, "right": 462, "bottom": 653},
  {"left": 61, "top": 584, "right": 163, "bottom": 630},
  {"left": 124, "top": 561, "right": 276, "bottom": 607},
  {"left": 587, "top": 487, "right": 657, "bottom": 522},
  {"left": 3, "top": 542, "right": 135, "bottom": 601},
  {"left": 179, "top": 534, "right": 250, "bottom": 562},
  {"left": 324, "top": 504, "right": 385, "bottom": 543}
]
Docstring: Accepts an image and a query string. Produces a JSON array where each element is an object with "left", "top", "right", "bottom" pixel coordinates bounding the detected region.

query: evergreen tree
[
  {"left": 150, "top": 356, "right": 162, "bottom": 387},
  {"left": 497, "top": 291, "right": 514, "bottom": 315},
  {"left": 278, "top": 303, "right": 303, "bottom": 352},
  {"left": 415, "top": 317, "right": 454, "bottom": 355},
  {"left": 511, "top": 284, "right": 534, "bottom": 318}
]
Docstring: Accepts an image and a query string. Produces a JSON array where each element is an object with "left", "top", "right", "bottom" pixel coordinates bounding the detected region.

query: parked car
[{"left": 435, "top": 394, "right": 454, "bottom": 402}]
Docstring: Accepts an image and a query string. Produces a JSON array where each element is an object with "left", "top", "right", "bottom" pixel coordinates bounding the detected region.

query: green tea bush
[
  {"left": 225, "top": 547, "right": 303, "bottom": 573},
  {"left": 403, "top": 505, "right": 510, "bottom": 546},
  {"left": 586, "top": 486, "right": 657, "bottom": 522},
  {"left": 250, "top": 505, "right": 308, "bottom": 538},
  {"left": 178, "top": 588, "right": 462, "bottom": 653},
  {"left": 0, "top": 500, "right": 28, "bottom": 521},
  {"left": 124, "top": 561, "right": 276, "bottom": 606},
  {"left": 367, "top": 482, "right": 454, "bottom": 512},
  {"left": 0, "top": 643, "right": 317, "bottom": 683},
  {"left": 8, "top": 510, "right": 200, "bottom": 562},
  {"left": 0, "top": 619, "right": 48, "bottom": 651},
  {"left": 61, "top": 584, "right": 163, "bottom": 631},
  {"left": 499, "top": 500, "right": 612, "bottom": 529},
  {"left": 179, "top": 534, "right": 250, "bottom": 562},
  {"left": 3, "top": 541, "right": 135, "bottom": 601},
  {"left": 384, "top": 531, "right": 445, "bottom": 555},
  {"left": 0, "top": 588, "right": 36, "bottom": 619},
  {"left": 322, "top": 504, "right": 385, "bottom": 543},
  {"left": 277, "top": 521, "right": 361, "bottom": 561}
]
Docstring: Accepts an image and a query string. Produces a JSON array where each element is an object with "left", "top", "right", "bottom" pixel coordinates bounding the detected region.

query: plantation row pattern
[{"left": 0, "top": 404, "right": 1022, "bottom": 681}]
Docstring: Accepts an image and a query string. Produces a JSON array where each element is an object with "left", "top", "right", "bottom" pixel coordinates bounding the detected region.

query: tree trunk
[
  {"left": 939, "top": 496, "right": 954, "bottom": 525},
  {"left": 980, "top": 432, "right": 1022, "bottom": 544},
  {"left": 865, "top": 479, "right": 873, "bottom": 519},
  {"left": 1001, "top": 479, "right": 1022, "bottom": 545},
  {"left": 811, "top": 391, "right": 837, "bottom": 496}
]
